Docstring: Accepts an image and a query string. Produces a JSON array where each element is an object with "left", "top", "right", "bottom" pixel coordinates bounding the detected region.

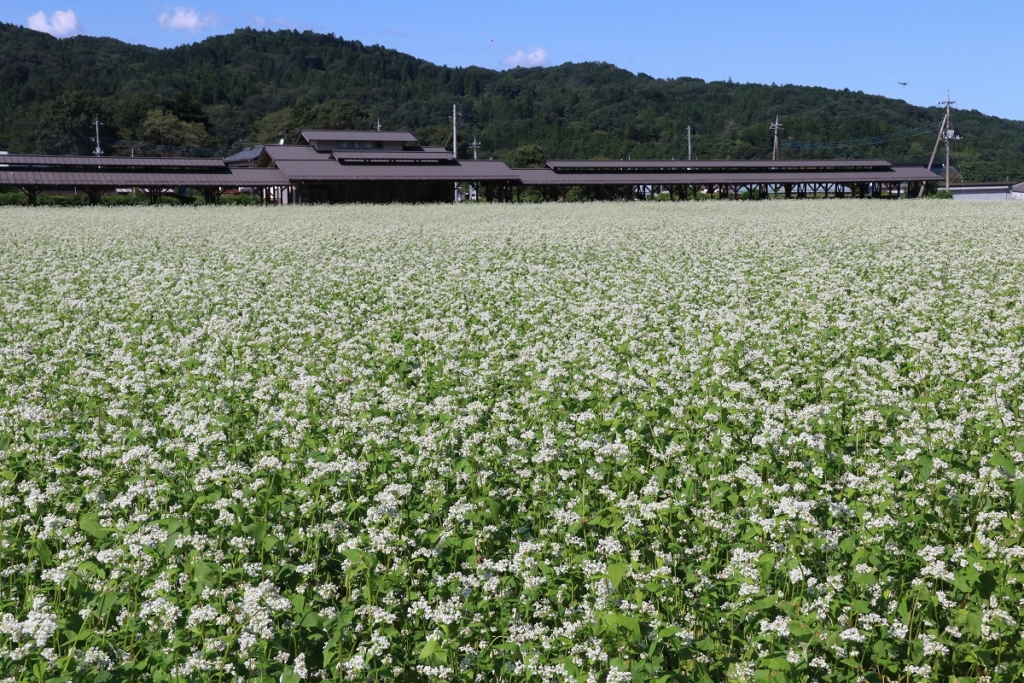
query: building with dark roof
[
  {"left": 519, "top": 158, "right": 942, "bottom": 201},
  {"left": 255, "top": 133, "right": 519, "bottom": 203},
  {"left": 0, "top": 153, "right": 287, "bottom": 204},
  {"left": 0, "top": 129, "right": 948, "bottom": 205}
]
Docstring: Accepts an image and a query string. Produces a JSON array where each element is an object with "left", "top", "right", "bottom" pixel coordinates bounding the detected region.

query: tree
[
  {"left": 166, "top": 91, "right": 211, "bottom": 129},
  {"left": 32, "top": 91, "right": 109, "bottom": 155},
  {"left": 281, "top": 97, "right": 372, "bottom": 143},
  {"left": 507, "top": 144, "right": 546, "bottom": 168},
  {"left": 141, "top": 108, "right": 215, "bottom": 153}
]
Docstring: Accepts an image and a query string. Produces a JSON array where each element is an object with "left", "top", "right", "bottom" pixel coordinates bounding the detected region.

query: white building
[{"left": 948, "top": 182, "right": 1016, "bottom": 201}]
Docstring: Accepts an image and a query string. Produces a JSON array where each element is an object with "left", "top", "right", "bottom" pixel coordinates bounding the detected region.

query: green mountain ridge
[{"left": 2, "top": 22, "right": 1022, "bottom": 181}]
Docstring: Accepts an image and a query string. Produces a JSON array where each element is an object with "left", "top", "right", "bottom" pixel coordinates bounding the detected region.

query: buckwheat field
[{"left": 2, "top": 201, "right": 1024, "bottom": 683}]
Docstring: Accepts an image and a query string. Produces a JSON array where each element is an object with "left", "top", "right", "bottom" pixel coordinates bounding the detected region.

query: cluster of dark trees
[{"left": 2, "top": 22, "right": 1023, "bottom": 180}]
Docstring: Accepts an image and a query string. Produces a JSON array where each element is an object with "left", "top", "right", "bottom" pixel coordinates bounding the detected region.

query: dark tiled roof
[
  {"left": 224, "top": 146, "right": 265, "bottom": 165},
  {"left": 300, "top": 130, "right": 418, "bottom": 144},
  {"left": 0, "top": 168, "right": 288, "bottom": 187},
  {"left": 517, "top": 166, "right": 942, "bottom": 186},
  {"left": 948, "top": 182, "right": 1015, "bottom": 188},
  {"left": 260, "top": 146, "right": 332, "bottom": 163},
  {"left": 0, "top": 155, "right": 224, "bottom": 168},
  {"left": 546, "top": 159, "right": 893, "bottom": 171},
  {"left": 275, "top": 160, "right": 518, "bottom": 182},
  {"left": 331, "top": 150, "right": 456, "bottom": 162}
]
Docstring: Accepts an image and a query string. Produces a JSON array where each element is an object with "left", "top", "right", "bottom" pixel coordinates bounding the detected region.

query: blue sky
[{"left": 3, "top": 1, "right": 1022, "bottom": 122}]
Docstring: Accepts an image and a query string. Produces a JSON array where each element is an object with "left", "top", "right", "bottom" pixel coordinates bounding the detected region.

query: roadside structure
[{"left": 1, "top": 129, "right": 945, "bottom": 204}]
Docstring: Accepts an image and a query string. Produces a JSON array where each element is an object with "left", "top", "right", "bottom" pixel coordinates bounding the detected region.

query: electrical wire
[{"left": 781, "top": 125, "right": 938, "bottom": 150}]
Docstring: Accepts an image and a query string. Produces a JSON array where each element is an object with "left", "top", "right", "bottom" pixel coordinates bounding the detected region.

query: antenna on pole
[
  {"left": 770, "top": 116, "right": 784, "bottom": 161},
  {"left": 469, "top": 136, "right": 481, "bottom": 160},
  {"left": 92, "top": 117, "right": 103, "bottom": 156},
  {"left": 687, "top": 125, "right": 692, "bottom": 161}
]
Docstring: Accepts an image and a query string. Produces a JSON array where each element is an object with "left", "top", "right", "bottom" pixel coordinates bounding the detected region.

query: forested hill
[{"left": 2, "top": 22, "right": 1023, "bottom": 181}]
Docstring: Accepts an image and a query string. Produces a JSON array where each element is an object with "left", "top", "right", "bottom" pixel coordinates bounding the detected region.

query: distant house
[
  {"left": 1013, "top": 182, "right": 1024, "bottom": 200},
  {"left": 948, "top": 182, "right": 1016, "bottom": 201}
]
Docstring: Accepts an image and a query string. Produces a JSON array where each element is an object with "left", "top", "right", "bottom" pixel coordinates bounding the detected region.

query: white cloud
[
  {"left": 157, "top": 6, "right": 214, "bottom": 33},
  {"left": 27, "top": 9, "right": 81, "bottom": 37},
  {"left": 503, "top": 48, "right": 548, "bottom": 68}
]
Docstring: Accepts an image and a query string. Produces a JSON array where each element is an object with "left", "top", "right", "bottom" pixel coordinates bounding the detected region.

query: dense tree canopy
[{"left": 1, "top": 23, "right": 1022, "bottom": 180}]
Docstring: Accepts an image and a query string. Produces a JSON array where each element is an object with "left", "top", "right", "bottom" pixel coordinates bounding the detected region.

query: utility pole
[
  {"left": 687, "top": 125, "right": 692, "bottom": 161},
  {"left": 919, "top": 92, "right": 957, "bottom": 196},
  {"left": 452, "top": 105, "right": 458, "bottom": 160},
  {"left": 92, "top": 117, "right": 103, "bottom": 156},
  {"left": 452, "top": 105, "right": 459, "bottom": 202},
  {"left": 770, "top": 116, "right": 784, "bottom": 161},
  {"left": 941, "top": 92, "right": 960, "bottom": 191},
  {"left": 469, "top": 136, "right": 481, "bottom": 160}
]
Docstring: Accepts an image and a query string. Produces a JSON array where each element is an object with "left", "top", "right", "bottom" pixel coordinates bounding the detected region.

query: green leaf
[
  {"left": 34, "top": 539, "right": 53, "bottom": 565},
  {"left": 603, "top": 612, "right": 641, "bottom": 639},
  {"left": 193, "top": 560, "right": 216, "bottom": 588},
  {"left": 606, "top": 562, "right": 629, "bottom": 590},
  {"left": 761, "top": 658, "right": 790, "bottom": 671},
  {"left": 242, "top": 521, "right": 267, "bottom": 543},
  {"left": 418, "top": 639, "right": 443, "bottom": 661},
  {"left": 76, "top": 560, "right": 104, "bottom": 579},
  {"left": 1007, "top": 481, "right": 1024, "bottom": 507},
  {"left": 990, "top": 453, "right": 1015, "bottom": 476},
  {"left": 79, "top": 512, "right": 108, "bottom": 540},
  {"left": 918, "top": 455, "right": 933, "bottom": 482}
]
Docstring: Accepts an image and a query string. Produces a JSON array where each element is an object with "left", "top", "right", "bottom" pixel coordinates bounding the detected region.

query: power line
[{"left": 781, "top": 125, "right": 938, "bottom": 150}]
